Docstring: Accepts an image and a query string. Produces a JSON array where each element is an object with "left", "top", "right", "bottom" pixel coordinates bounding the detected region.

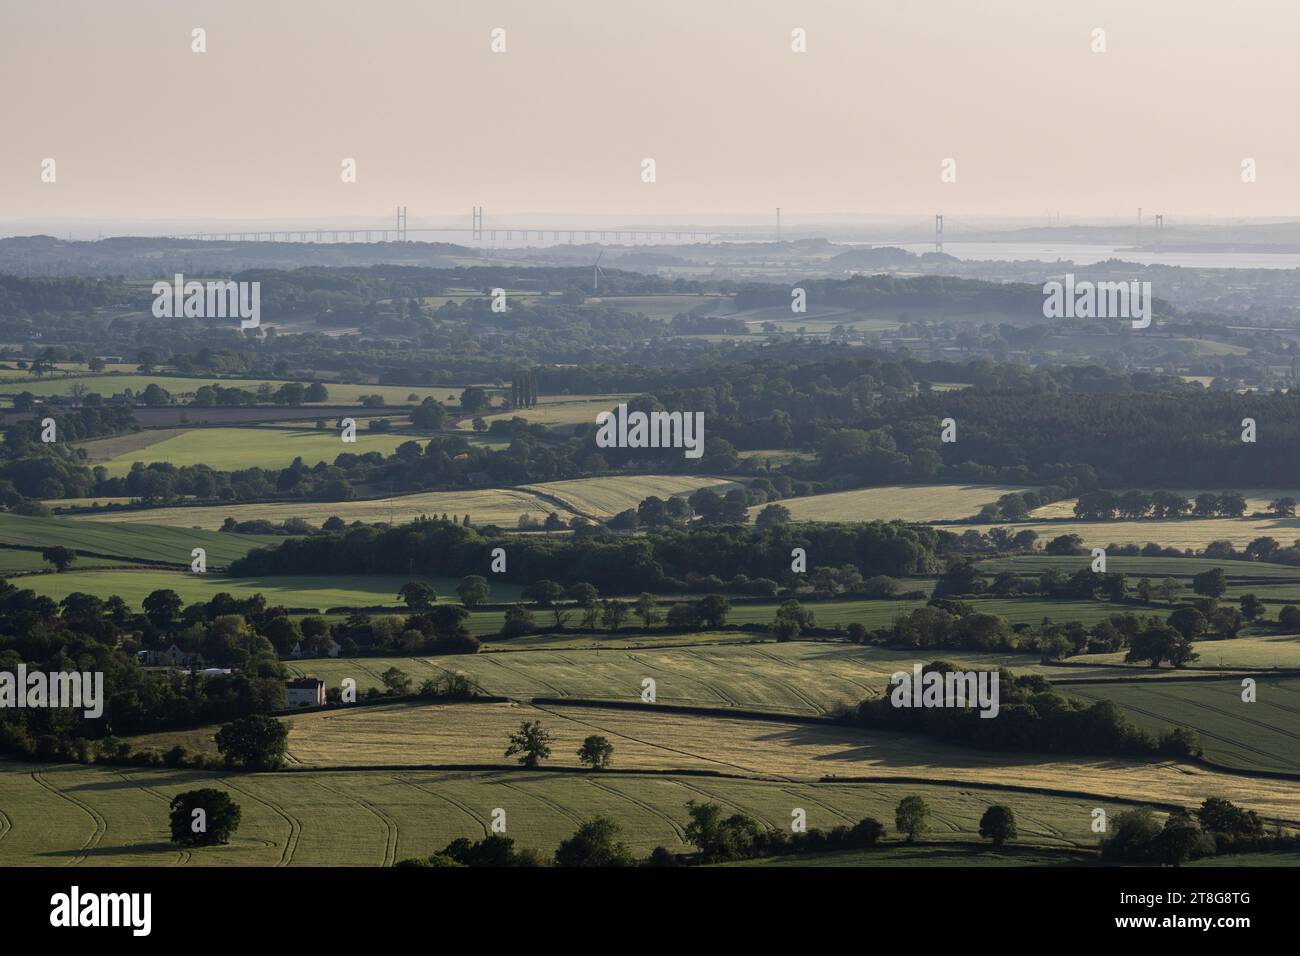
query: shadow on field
[{"left": 38, "top": 842, "right": 179, "bottom": 859}]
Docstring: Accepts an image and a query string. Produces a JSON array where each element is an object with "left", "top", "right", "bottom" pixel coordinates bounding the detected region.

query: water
[{"left": 886, "top": 241, "right": 1300, "bottom": 271}]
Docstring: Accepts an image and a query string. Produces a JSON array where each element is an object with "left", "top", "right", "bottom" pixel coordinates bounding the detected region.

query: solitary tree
[
  {"left": 978, "top": 805, "right": 1017, "bottom": 847},
  {"left": 895, "top": 795, "right": 931, "bottom": 843},
  {"left": 505, "top": 720, "right": 553, "bottom": 768},
  {"left": 576, "top": 734, "right": 614, "bottom": 770},
  {"left": 41, "top": 546, "right": 76, "bottom": 572},
  {"left": 169, "top": 789, "right": 242, "bottom": 846}
]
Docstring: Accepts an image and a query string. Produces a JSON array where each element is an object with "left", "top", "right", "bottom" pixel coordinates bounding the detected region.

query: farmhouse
[
  {"left": 136, "top": 644, "right": 203, "bottom": 668},
  {"left": 285, "top": 639, "right": 342, "bottom": 659},
  {"left": 286, "top": 677, "right": 326, "bottom": 709}
]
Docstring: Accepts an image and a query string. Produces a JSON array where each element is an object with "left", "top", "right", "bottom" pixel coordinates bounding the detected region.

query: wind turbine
[{"left": 593, "top": 251, "right": 606, "bottom": 293}]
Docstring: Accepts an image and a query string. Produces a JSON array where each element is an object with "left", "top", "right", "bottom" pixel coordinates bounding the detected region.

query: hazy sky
[{"left": 3, "top": 0, "right": 1299, "bottom": 226}]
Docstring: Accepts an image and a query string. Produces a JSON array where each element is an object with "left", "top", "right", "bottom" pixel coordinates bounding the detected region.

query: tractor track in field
[
  {"left": 314, "top": 780, "right": 399, "bottom": 867},
  {"left": 221, "top": 779, "right": 300, "bottom": 867},
  {"left": 0, "top": 805, "right": 11, "bottom": 845},
  {"left": 396, "top": 776, "right": 490, "bottom": 837},
  {"left": 114, "top": 771, "right": 188, "bottom": 865},
  {"left": 747, "top": 646, "right": 878, "bottom": 696},
  {"left": 1072, "top": 689, "right": 1289, "bottom": 770},
  {"left": 475, "top": 654, "right": 568, "bottom": 697},
  {"left": 1103, "top": 680, "right": 1300, "bottom": 756},
  {"left": 583, "top": 778, "right": 687, "bottom": 841},
  {"left": 416, "top": 658, "right": 496, "bottom": 697},
  {"left": 625, "top": 652, "right": 737, "bottom": 707},
  {"left": 529, "top": 701, "right": 763, "bottom": 777},
  {"left": 31, "top": 770, "right": 105, "bottom": 865},
  {"left": 669, "top": 778, "right": 782, "bottom": 831},
  {"left": 495, "top": 779, "right": 585, "bottom": 828},
  {"left": 680, "top": 647, "right": 831, "bottom": 714},
  {"left": 781, "top": 785, "right": 857, "bottom": 825}
]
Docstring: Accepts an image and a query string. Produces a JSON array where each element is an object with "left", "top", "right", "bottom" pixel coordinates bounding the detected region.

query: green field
[
  {"left": 978, "top": 554, "right": 1300, "bottom": 580},
  {"left": 1066, "top": 676, "right": 1300, "bottom": 774},
  {"left": 14, "top": 569, "right": 523, "bottom": 612},
  {"left": 0, "top": 549, "right": 117, "bottom": 574},
  {"left": 0, "top": 761, "right": 1138, "bottom": 866},
  {"left": 83, "top": 427, "right": 420, "bottom": 476},
  {"left": 0, "top": 513, "right": 281, "bottom": 568}
]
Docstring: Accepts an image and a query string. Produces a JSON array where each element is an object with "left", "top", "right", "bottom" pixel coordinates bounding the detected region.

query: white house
[{"left": 286, "top": 677, "right": 326, "bottom": 709}]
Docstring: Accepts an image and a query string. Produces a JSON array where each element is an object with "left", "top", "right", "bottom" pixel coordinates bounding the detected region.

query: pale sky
[{"left": 2, "top": 0, "right": 1298, "bottom": 226}]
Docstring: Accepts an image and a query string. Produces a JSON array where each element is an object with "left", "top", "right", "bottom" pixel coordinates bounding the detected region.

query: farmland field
[
  {"left": 128, "top": 700, "right": 1300, "bottom": 823},
  {"left": 0, "top": 513, "right": 281, "bottom": 567},
  {"left": 281, "top": 643, "right": 1148, "bottom": 712},
  {"left": 69, "top": 474, "right": 746, "bottom": 529},
  {"left": 523, "top": 474, "right": 743, "bottom": 518},
  {"left": 1066, "top": 677, "right": 1300, "bottom": 774},
  {"left": 69, "top": 487, "right": 575, "bottom": 530},
  {"left": 770, "top": 484, "right": 1028, "bottom": 523},
  {"left": 456, "top": 394, "right": 635, "bottom": 430},
  {"left": 0, "top": 374, "right": 456, "bottom": 405},
  {"left": 0, "top": 549, "right": 117, "bottom": 574},
  {"left": 82, "top": 427, "right": 419, "bottom": 476},
  {"left": 0, "top": 761, "right": 1138, "bottom": 866},
  {"left": 1090, "top": 635, "right": 1300, "bottom": 671},
  {"left": 978, "top": 554, "right": 1300, "bottom": 580},
  {"left": 1031, "top": 491, "right": 1300, "bottom": 520},
  {"left": 726, "top": 596, "right": 1138, "bottom": 628},
  {"left": 14, "top": 569, "right": 523, "bottom": 611},
  {"left": 944, "top": 517, "right": 1300, "bottom": 550}
]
